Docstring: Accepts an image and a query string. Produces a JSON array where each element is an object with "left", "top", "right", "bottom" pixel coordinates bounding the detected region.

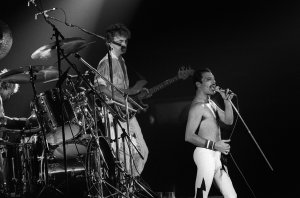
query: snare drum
[{"left": 36, "top": 88, "right": 81, "bottom": 145}]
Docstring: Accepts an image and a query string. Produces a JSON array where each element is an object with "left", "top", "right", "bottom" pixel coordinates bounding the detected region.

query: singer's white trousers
[{"left": 193, "top": 147, "right": 237, "bottom": 198}]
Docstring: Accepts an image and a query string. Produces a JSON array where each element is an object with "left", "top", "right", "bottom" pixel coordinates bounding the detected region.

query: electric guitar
[{"left": 114, "top": 66, "right": 194, "bottom": 121}]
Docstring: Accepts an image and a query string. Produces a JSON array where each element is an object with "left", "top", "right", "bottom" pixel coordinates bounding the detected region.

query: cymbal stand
[
  {"left": 116, "top": 95, "right": 146, "bottom": 197},
  {"left": 27, "top": 66, "right": 63, "bottom": 197}
]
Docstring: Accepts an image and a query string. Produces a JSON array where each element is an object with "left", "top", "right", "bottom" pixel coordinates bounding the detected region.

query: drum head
[{"left": 52, "top": 143, "right": 87, "bottom": 160}]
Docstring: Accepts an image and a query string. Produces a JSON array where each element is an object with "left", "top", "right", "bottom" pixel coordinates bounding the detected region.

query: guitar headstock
[{"left": 177, "top": 66, "right": 194, "bottom": 80}]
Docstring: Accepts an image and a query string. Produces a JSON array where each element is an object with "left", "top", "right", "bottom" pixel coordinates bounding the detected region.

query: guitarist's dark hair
[
  {"left": 105, "top": 23, "right": 131, "bottom": 42},
  {"left": 193, "top": 68, "right": 212, "bottom": 90}
]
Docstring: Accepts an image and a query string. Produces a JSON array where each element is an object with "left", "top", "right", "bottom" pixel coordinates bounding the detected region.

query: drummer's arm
[
  {"left": 4, "top": 116, "right": 27, "bottom": 122},
  {"left": 0, "top": 96, "right": 6, "bottom": 125}
]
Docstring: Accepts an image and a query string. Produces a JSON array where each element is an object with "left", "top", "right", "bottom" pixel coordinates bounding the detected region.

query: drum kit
[
  {"left": 0, "top": 15, "right": 155, "bottom": 198},
  {"left": 0, "top": 37, "right": 124, "bottom": 198}
]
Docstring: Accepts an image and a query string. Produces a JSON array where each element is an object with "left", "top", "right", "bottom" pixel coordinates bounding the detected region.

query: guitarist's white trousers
[
  {"left": 193, "top": 147, "right": 237, "bottom": 198},
  {"left": 109, "top": 115, "right": 149, "bottom": 177}
]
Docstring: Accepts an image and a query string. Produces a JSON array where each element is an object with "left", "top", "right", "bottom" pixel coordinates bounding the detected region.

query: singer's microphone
[
  {"left": 35, "top": 8, "right": 57, "bottom": 20},
  {"left": 27, "top": 0, "right": 35, "bottom": 7},
  {"left": 214, "top": 86, "right": 237, "bottom": 96}
]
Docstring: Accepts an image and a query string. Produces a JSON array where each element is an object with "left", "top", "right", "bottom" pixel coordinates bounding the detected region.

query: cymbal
[
  {"left": 43, "top": 74, "right": 78, "bottom": 83},
  {"left": 0, "top": 65, "right": 59, "bottom": 84},
  {"left": 0, "top": 20, "right": 13, "bottom": 60},
  {"left": 31, "top": 37, "right": 92, "bottom": 60}
]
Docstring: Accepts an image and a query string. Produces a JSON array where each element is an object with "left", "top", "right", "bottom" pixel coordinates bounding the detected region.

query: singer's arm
[{"left": 215, "top": 98, "right": 234, "bottom": 125}]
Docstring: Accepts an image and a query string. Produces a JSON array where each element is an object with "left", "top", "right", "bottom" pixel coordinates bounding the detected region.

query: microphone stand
[
  {"left": 28, "top": 3, "right": 68, "bottom": 197},
  {"left": 223, "top": 98, "right": 274, "bottom": 198},
  {"left": 228, "top": 99, "right": 274, "bottom": 171},
  {"left": 28, "top": 66, "right": 63, "bottom": 198},
  {"left": 39, "top": 14, "right": 70, "bottom": 197}
]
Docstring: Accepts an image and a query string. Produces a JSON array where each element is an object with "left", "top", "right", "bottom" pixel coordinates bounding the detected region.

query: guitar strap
[
  {"left": 118, "top": 56, "right": 129, "bottom": 88},
  {"left": 120, "top": 58, "right": 147, "bottom": 82}
]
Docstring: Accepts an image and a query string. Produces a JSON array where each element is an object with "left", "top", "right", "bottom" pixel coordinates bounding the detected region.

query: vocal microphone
[
  {"left": 35, "top": 8, "right": 57, "bottom": 19},
  {"left": 214, "top": 86, "right": 237, "bottom": 96},
  {"left": 27, "top": 0, "right": 36, "bottom": 7},
  {"left": 109, "top": 41, "right": 127, "bottom": 48}
]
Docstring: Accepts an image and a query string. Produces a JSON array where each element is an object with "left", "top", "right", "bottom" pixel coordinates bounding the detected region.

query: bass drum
[
  {"left": 85, "top": 136, "right": 117, "bottom": 198},
  {"left": 38, "top": 141, "right": 88, "bottom": 198}
]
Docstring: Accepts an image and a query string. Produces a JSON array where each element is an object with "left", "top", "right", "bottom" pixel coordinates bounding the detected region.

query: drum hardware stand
[
  {"left": 27, "top": 66, "right": 64, "bottom": 198},
  {"left": 10, "top": 156, "right": 19, "bottom": 197},
  {"left": 66, "top": 76, "right": 95, "bottom": 136},
  {"left": 113, "top": 96, "right": 148, "bottom": 198},
  {"left": 224, "top": 98, "right": 274, "bottom": 198}
]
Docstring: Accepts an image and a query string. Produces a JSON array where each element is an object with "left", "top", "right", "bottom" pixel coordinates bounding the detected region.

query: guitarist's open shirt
[{"left": 94, "top": 52, "right": 129, "bottom": 92}]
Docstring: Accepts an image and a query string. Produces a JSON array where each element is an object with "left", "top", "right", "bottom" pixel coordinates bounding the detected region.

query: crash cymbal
[
  {"left": 0, "top": 20, "right": 13, "bottom": 60},
  {"left": 31, "top": 37, "right": 92, "bottom": 60},
  {"left": 0, "top": 65, "right": 58, "bottom": 84}
]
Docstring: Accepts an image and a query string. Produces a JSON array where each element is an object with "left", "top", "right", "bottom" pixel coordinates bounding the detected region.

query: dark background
[{"left": 1, "top": 0, "right": 298, "bottom": 197}]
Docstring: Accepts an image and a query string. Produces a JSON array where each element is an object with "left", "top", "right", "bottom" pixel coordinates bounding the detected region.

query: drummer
[
  {"left": 0, "top": 68, "right": 20, "bottom": 192},
  {"left": 0, "top": 69, "right": 23, "bottom": 126}
]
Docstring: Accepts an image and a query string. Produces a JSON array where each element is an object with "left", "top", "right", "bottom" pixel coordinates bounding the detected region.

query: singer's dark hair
[
  {"left": 193, "top": 68, "right": 212, "bottom": 89},
  {"left": 105, "top": 23, "right": 131, "bottom": 42}
]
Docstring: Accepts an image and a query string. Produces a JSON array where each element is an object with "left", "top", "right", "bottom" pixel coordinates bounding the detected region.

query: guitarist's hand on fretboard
[{"left": 136, "top": 87, "right": 152, "bottom": 100}]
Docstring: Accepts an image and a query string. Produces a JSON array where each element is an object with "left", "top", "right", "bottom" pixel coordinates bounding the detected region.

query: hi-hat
[
  {"left": 0, "top": 20, "right": 13, "bottom": 60},
  {"left": 31, "top": 37, "right": 93, "bottom": 60},
  {"left": 0, "top": 65, "right": 59, "bottom": 84}
]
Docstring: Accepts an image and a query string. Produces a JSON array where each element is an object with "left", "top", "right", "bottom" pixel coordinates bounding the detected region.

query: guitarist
[{"left": 94, "top": 23, "right": 149, "bottom": 177}]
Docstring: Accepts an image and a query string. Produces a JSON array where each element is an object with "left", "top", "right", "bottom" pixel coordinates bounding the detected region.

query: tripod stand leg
[{"left": 36, "top": 183, "right": 64, "bottom": 198}]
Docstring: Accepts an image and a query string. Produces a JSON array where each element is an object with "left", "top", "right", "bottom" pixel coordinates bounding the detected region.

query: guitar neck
[{"left": 148, "top": 76, "right": 180, "bottom": 95}]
